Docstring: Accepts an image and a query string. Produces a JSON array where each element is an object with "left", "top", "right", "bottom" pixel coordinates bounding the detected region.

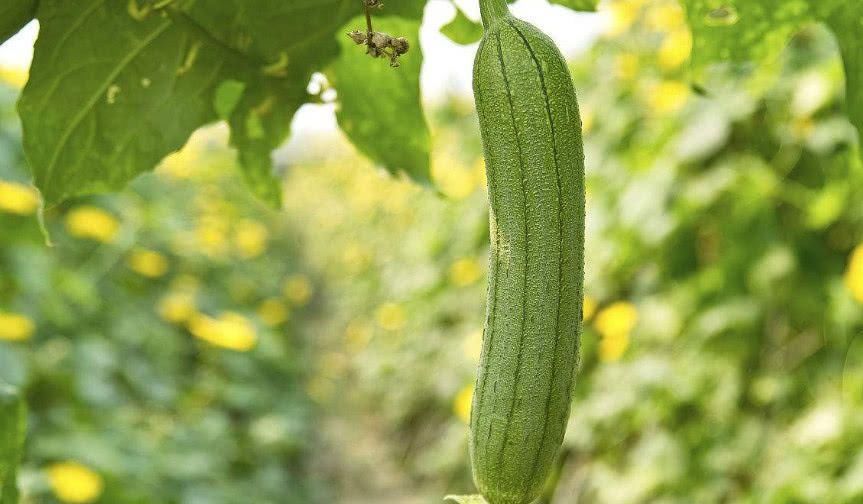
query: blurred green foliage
[
  {"left": 0, "top": 81, "right": 322, "bottom": 502},
  {"left": 1, "top": 1, "right": 863, "bottom": 503}
]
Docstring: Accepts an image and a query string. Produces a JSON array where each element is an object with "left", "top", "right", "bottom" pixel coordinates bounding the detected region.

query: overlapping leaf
[
  {"left": 441, "top": 6, "right": 484, "bottom": 45},
  {"left": 329, "top": 15, "right": 431, "bottom": 182},
  {"left": 548, "top": 0, "right": 597, "bottom": 11},
  {"left": 182, "top": 0, "right": 360, "bottom": 205},
  {"left": 17, "top": 0, "right": 428, "bottom": 207},
  {"left": 681, "top": 0, "right": 863, "bottom": 155},
  {"left": 13, "top": 0, "right": 863, "bottom": 205},
  {"left": 681, "top": 0, "right": 812, "bottom": 72},
  {"left": 0, "top": 0, "right": 36, "bottom": 44},
  {"left": 19, "top": 1, "right": 229, "bottom": 205}
]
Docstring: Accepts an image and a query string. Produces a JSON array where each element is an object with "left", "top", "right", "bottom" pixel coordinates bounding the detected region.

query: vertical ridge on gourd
[{"left": 469, "top": 0, "right": 585, "bottom": 502}]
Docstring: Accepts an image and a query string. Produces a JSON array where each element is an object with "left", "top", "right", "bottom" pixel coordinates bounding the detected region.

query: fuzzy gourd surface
[{"left": 469, "top": 2, "right": 585, "bottom": 504}]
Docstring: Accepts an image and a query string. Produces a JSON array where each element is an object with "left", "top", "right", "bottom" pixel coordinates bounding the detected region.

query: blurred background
[{"left": 2, "top": 0, "right": 863, "bottom": 503}]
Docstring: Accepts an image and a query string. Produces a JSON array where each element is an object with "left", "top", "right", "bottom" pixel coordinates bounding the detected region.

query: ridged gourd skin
[{"left": 469, "top": 1, "right": 586, "bottom": 503}]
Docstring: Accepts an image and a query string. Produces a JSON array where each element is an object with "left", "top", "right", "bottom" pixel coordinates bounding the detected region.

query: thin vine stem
[{"left": 364, "top": 1, "right": 374, "bottom": 53}]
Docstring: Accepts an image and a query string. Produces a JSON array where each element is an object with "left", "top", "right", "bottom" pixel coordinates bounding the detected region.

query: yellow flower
[
  {"left": 47, "top": 462, "right": 104, "bottom": 504},
  {"left": 195, "top": 218, "right": 228, "bottom": 258},
  {"left": 582, "top": 295, "right": 598, "bottom": 321},
  {"left": 65, "top": 206, "right": 120, "bottom": 243},
  {"left": 157, "top": 137, "right": 203, "bottom": 179},
  {"left": 127, "top": 249, "right": 169, "bottom": 278},
  {"left": 604, "top": 0, "right": 645, "bottom": 36},
  {"left": 157, "top": 292, "right": 196, "bottom": 324},
  {"left": 658, "top": 28, "right": 693, "bottom": 70},
  {"left": 581, "top": 107, "right": 595, "bottom": 134},
  {"left": 646, "top": 2, "right": 686, "bottom": 31},
  {"left": 283, "top": 275, "right": 313, "bottom": 306},
  {"left": 845, "top": 244, "right": 863, "bottom": 303},
  {"left": 433, "top": 156, "right": 477, "bottom": 200},
  {"left": 344, "top": 320, "right": 373, "bottom": 352},
  {"left": 234, "top": 220, "right": 269, "bottom": 259},
  {"left": 449, "top": 257, "right": 482, "bottom": 287},
  {"left": 473, "top": 158, "right": 487, "bottom": 190},
  {"left": 375, "top": 302, "right": 406, "bottom": 331},
  {"left": 614, "top": 53, "right": 640, "bottom": 82},
  {"left": 382, "top": 186, "right": 411, "bottom": 214},
  {"left": 0, "top": 180, "right": 39, "bottom": 215},
  {"left": 645, "top": 80, "right": 691, "bottom": 115},
  {"left": 342, "top": 242, "right": 372, "bottom": 272},
  {"left": 453, "top": 384, "right": 474, "bottom": 424},
  {"left": 599, "top": 331, "right": 631, "bottom": 362},
  {"left": 188, "top": 312, "right": 257, "bottom": 351},
  {"left": 594, "top": 302, "right": 638, "bottom": 339},
  {"left": 257, "top": 298, "right": 289, "bottom": 326},
  {"left": 594, "top": 301, "right": 638, "bottom": 362},
  {"left": 0, "top": 312, "right": 35, "bottom": 341},
  {"left": 463, "top": 329, "right": 483, "bottom": 362}
]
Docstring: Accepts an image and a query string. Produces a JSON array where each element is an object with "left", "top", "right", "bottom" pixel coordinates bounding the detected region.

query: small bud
[
  {"left": 370, "top": 32, "right": 391, "bottom": 51},
  {"left": 391, "top": 37, "right": 409, "bottom": 55},
  {"left": 347, "top": 30, "right": 367, "bottom": 45}
]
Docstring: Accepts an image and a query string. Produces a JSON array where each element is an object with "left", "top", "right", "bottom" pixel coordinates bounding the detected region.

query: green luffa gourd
[{"left": 469, "top": 0, "right": 586, "bottom": 502}]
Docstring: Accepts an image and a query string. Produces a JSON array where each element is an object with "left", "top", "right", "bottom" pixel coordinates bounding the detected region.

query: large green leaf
[
  {"left": 18, "top": 0, "right": 239, "bottom": 206},
  {"left": 0, "top": 0, "right": 36, "bottom": 44},
  {"left": 548, "top": 0, "right": 597, "bottom": 12},
  {"left": 17, "top": 0, "right": 433, "bottom": 207},
  {"left": 164, "top": 0, "right": 372, "bottom": 206},
  {"left": 441, "top": 6, "right": 483, "bottom": 45},
  {"left": 681, "top": 0, "right": 863, "bottom": 154},
  {"left": 176, "top": 1, "right": 358, "bottom": 206},
  {"left": 328, "top": 15, "right": 431, "bottom": 182},
  {"left": 681, "top": 0, "right": 813, "bottom": 74},
  {"left": 0, "top": 384, "right": 25, "bottom": 504},
  {"left": 19, "top": 0, "right": 206, "bottom": 205},
  {"left": 17, "top": 0, "right": 364, "bottom": 207}
]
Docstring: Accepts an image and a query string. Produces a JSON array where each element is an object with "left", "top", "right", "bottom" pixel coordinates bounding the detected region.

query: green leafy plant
[
  {"left": 3, "top": 0, "right": 861, "bottom": 211},
  {"left": 3, "top": 1, "right": 863, "bottom": 503}
]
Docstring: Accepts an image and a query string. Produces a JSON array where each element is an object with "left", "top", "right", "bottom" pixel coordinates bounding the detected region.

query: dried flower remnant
[
  {"left": 347, "top": 30, "right": 410, "bottom": 67},
  {"left": 347, "top": 1, "right": 411, "bottom": 68}
]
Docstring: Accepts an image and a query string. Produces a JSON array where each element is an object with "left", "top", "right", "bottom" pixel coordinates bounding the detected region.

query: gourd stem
[{"left": 479, "top": 0, "right": 510, "bottom": 28}]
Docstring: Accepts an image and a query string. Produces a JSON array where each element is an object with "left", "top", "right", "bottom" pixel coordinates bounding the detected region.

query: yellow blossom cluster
[
  {"left": 375, "top": 302, "right": 407, "bottom": 331},
  {"left": 47, "top": 462, "right": 104, "bottom": 504},
  {"left": 453, "top": 384, "right": 474, "bottom": 424},
  {"left": 188, "top": 311, "right": 257, "bottom": 352},
  {"left": 0, "top": 312, "right": 35, "bottom": 341},
  {"left": 127, "top": 248, "right": 169, "bottom": 278},
  {"left": 65, "top": 206, "right": 120, "bottom": 243},
  {"left": 449, "top": 257, "right": 483, "bottom": 287},
  {"left": 0, "top": 180, "right": 39, "bottom": 215},
  {"left": 594, "top": 301, "right": 639, "bottom": 362},
  {"left": 156, "top": 275, "right": 272, "bottom": 351},
  {"left": 846, "top": 244, "right": 863, "bottom": 303}
]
